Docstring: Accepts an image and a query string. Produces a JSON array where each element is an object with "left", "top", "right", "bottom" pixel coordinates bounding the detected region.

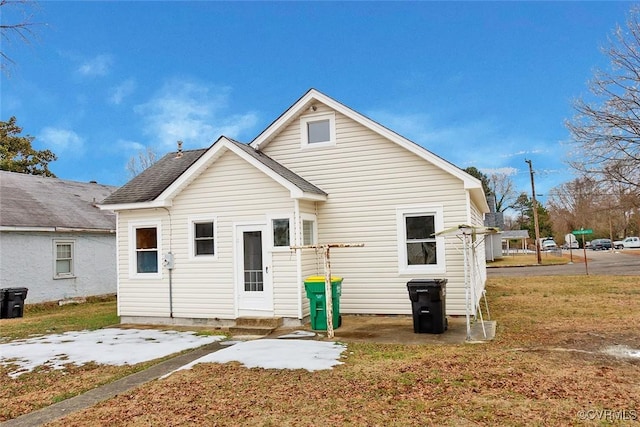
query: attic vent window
[{"left": 301, "top": 112, "right": 335, "bottom": 149}]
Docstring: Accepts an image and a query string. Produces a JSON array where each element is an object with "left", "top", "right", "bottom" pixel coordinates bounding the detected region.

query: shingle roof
[
  {"left": 229, "top": 139, "right": 326, "bottom": 196},
  {"left": 101, "top": 141, "right": 326, "bottom": 206},
  {"left": 101, "top": 149, "right": 207, "bottom": 205},
  {"left": 0, "top": 171, "right": 117, "bottom": 230}
]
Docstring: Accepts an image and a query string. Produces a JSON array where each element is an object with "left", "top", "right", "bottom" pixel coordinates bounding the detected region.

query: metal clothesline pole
[{"left": 290, "top": 243, "right": 364, "bottom": 339}]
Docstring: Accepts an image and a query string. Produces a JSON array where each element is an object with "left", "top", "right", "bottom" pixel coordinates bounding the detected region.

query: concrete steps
[{"left": 229, "top": 317, "right": 282, "bottom": 336}]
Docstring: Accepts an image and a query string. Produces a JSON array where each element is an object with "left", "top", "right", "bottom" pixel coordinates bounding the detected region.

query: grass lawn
[
  {"left": 487, "top": 253, "right": 574, "bottom": 267},
  {"left": 2, "top": 277, "right": 640, "bottom": 426}
]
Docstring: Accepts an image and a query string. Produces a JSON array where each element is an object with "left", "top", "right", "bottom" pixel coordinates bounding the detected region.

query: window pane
[
  {"left": 196, "top": 239, "right": 214, "bottom": 255},
  {"left": 308, "top": 120, "right": 330, "bottom": 143},
  {"left": 406, "top": 216, "right": 435, "bottom": 240},
  {"left": 195, "top": 222, "right": 213, "bottom": 238},
  {"left": 137, "top": 251, "right": 158, "bottom": 273},
  {"left": 136, "top": 228, "right": 157, "bottom": 249},
  {"left": 56, "top": 244, "right": 71, "bottom": 259},
  {"left": 272, "top": 219, "right": 290, "bottom": 247},
  {"left": 303, "top": 220, "right": 314, "bottom": 245},
  {"left": 407, "top": 242, "right": 438, "bottom": 265},
  {"left": 56, "top": 259, "right": 71, "bottom": 274}
]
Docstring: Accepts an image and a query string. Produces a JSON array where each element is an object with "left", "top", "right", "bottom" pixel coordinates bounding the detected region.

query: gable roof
[
  {"left": 250, "top": 88, "right": 489, "bottom": 213},
  {"left": 0, "top": 171, "right": 117, "bottom": 231},
  {"left": 100, "top": 138, "right": 326, "bottom": 210},
  {"left": 101, "top": 148, "right": 207, "bottom": 205}
]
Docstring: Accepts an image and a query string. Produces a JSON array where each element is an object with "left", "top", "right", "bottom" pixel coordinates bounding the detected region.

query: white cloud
[
  {"left": 134, "top": 79, "right": 259, "bottom": 150},
  {"left": 480, "top": 167, "right": 519, "bottom": 176},
  {"left": 109, "top": 79, "right": 136, "bottom": 105},
  {"left": 39, "top": 127, "right": 84, "bottom": 154},
  {"left": 77, "top": 54, "right": 113, "bottom": 77}
]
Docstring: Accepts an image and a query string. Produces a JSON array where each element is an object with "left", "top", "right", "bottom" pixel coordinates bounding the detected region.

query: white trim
[
  {"left": 187, "top": 215, "right": 218, "bottom": 261},
  {"left": 97, "top": 200, "right": 170, "bottom": 211},
  {"left": 300, "top": 112, "right": 336, "bottom": 149},
  {"left": 267, "top": 213, "right": 294, "bottom": 252},
  {"left": 128, "top": 220, "right": 162, "bottom": 279},
  {"left": 396, "top": 205, "right": 446, "bottom": 275},
  {"left": 53, "top": 239, "right": 75, "bottom": 279}
]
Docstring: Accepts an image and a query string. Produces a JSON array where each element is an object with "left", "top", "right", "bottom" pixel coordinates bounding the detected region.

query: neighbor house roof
[
  {"left": 500, "top": 230, "right": 530, "bottom": 240},
  {"left": 0, "top": 171, "right": 117, "bottom": 231},
  {"left": 100, "top": 139, "right": 326, "bottom": 210}
]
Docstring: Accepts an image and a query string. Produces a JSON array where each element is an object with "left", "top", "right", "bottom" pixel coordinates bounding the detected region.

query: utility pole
[{"left": 525, "top": 159, "right": 542, "bottom": 265}]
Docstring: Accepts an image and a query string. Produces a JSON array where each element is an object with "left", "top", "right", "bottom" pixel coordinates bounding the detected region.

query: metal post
[{"left": 323, "top": 246, "right": 334, "bottom": 339}]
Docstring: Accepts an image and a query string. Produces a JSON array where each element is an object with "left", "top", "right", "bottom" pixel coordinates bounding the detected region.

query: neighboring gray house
[{"left": 0, "top": 171, "right": 117, "bottom": 303}]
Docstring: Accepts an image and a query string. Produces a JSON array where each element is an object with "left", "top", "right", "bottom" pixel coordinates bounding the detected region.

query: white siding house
[
  {"left": 0, "top": 171, "right": 117, "bottom": 303},
  {"left": 100, "top": 89, "right": 489, "bottom": 326}
]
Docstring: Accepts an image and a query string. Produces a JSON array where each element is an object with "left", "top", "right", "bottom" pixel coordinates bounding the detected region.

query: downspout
[
  {"left": 161, "top": 207, "right": 174, "bottom": 318},
  {"left": 294, "top": 199, "right": 303, "bottom": 320}
]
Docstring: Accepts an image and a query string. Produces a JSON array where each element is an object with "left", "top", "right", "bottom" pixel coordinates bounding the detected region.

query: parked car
[
  {"left": 590, "top": 238, "right": 612, "bottom": 250},
  {"left": 613, "top": 236, "right": 640, "bottom": 249},
  {"left": 541, "top": 239, "right": 558, "bottom": 251}
]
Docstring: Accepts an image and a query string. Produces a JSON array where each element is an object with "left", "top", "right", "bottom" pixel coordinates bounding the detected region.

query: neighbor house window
[
  {"left": 54, "top": 240, "right": 74, "bottom": 278},
  {"left": 300, "top": 112, "right": 336, "bottom": 148},
  {"left": 272, "top": 218, "right": 290, "bottom": 247},
  {"left": 396, "top": 206, "right": 445, "bottom": 274}
]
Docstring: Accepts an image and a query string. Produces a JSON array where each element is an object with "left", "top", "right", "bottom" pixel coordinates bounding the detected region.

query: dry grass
[
  {"left": 488, "top": 253, "right": 573, "bottom": 267},
  {"left": 27, "top": 276, "right": 639, "bottom": 426}
]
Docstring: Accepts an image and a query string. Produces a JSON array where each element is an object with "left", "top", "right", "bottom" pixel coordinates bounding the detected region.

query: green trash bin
[{"left": 304, "top": 276, "right": 343, "bottom": 331}]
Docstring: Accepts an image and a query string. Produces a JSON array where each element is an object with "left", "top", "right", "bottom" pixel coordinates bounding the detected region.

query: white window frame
[
  {"left": 188, "top": 215, "right": 218, "bottom": 261},
  {"left": 300, "top": 112, "right": 336, "bottom": 149},
  {"left": 396, "top": 205, "right": 446, "bottom": 275},
  {"left": 301, "top": 213, "right": 318, "bottom": 246},
  {"left": 53, "top": 240, "right": 75, "bottom": 279},
  {"left": 268, "top": 214, "right": 293, "bottom": 252},
  {"left": 128, "top": 220, "right": 162, "bottom": 279}
]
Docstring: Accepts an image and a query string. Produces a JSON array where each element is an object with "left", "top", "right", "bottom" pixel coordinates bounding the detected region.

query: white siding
[
  {"left": 117, "top": 150, "right": 298, "bottom": 320},
  {"left": 0, "top": 231, "right": 116, "bottom": 304},
  {"left": 262, "top": 106, "right": 474, "bottom": 315}
]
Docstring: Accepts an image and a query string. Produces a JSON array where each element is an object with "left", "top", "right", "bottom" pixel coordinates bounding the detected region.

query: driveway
[{"left": 488, "top": 248, "right": 640, "bottom": 276}]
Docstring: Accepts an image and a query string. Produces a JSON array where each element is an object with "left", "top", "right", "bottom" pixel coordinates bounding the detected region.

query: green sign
[{"left": 572, "top": 229, "right": 593, "bottom": 235}]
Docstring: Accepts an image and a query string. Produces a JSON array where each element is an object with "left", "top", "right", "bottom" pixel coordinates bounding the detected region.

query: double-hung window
[
  {"left": 129, "top": 221, "right": 161, "bottom": 278},
  {"left": 397, "top": 206, "right": 445, "bottom": 274},
  {"left": 54, "top": 240, "right": 74, "bottom": 278},
  {"left": 188, "top": 216, "right": 217, "bottom": 260}
]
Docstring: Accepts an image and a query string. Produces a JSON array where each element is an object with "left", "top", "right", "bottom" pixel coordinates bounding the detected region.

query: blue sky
[{"left": 1, "top": 1, "right": 633, "bottom": 199}]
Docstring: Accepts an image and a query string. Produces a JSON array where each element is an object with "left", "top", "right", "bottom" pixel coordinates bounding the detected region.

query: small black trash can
[
  {"left": 1, "top": 287, "right": 28, "bottom": 319},
  {"left": 407, "top": 279, "right": 447, "bottom": 334}
]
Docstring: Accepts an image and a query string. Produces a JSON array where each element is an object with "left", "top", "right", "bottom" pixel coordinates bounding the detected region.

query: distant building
[{"left": 0, "top": 171, "right": 117, "bottom": 303}]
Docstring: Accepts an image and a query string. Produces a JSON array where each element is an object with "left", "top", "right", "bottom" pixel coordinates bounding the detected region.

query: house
[
  {"left": 99, "top": 89, "right": 489, "bottom": 327},
  {"left": 0, "top": 171, "right": 117, "bottom": 303}
]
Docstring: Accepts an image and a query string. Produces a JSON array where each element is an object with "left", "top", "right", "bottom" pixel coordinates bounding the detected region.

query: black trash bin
[
  {"left": 407, "top": 279, "right": 447, "bottom": 334},
  {"left": 0, "top": 289, "right": 6, "bottom": 319},
  {"left": 1, "top": 288, "right": 28, "bottom": 319}
]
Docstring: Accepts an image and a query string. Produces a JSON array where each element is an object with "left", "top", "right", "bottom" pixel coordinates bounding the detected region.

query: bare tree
[
  {"left": 488, "top": 172, "right": 517, "bottom": 212},
  {"left": 126, "top": 147, "right": 157, "bottom": 178},
  {"left": 0, "top": 0, "right": 41, "bottom": 74},
  {"left": 566, "top": 6, "right": 640, "bottom": 196}
]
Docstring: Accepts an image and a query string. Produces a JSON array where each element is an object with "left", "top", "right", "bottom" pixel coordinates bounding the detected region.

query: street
[{"left": 488, "top": 249, "right": 640, "bottom": 276}]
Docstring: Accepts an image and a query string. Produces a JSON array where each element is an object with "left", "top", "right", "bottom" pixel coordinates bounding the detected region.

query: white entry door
[{"left": 236, "top": 224, "right": 273, "bottom": 314}]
